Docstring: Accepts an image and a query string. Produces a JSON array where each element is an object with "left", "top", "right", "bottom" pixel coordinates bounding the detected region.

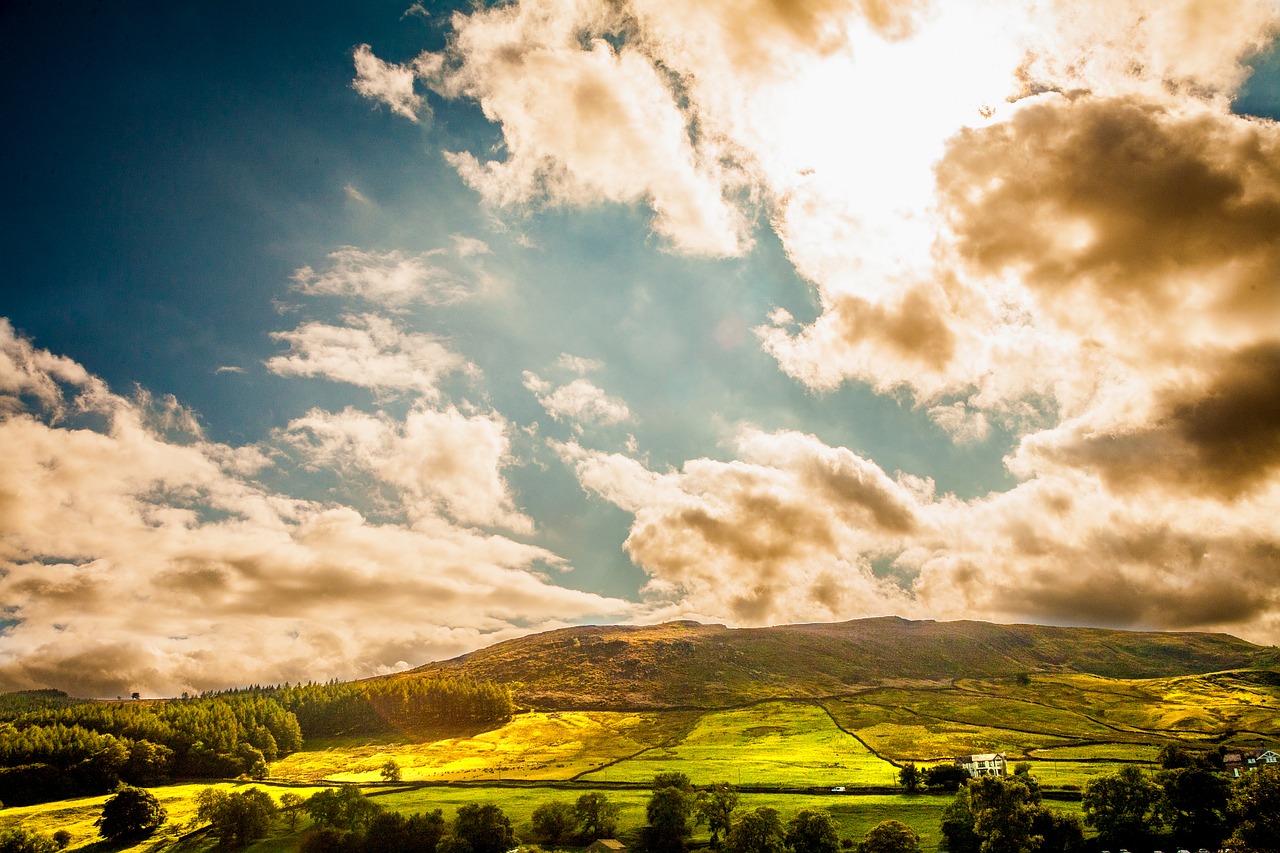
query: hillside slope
[{"left": 402, "top": 617, "right": 1277, "bottom": 709}]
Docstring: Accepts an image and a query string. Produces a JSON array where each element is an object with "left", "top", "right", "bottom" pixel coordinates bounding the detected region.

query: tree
[
  {"left": 0, "top": 828, "right": 59, "bottom": 853},
  {"left": 925, "top": 765, "right": 970, "bottom": 793},
  {"left": 576, "top": 791, "right": 621, "bottom": 841},
  {"left": 899, "top": 764, "right": 923, "bottom": 793},
  {"left": 196, "top": 786, "right": 279, "bottom": 848},
  {"left": 305, "top": 786, "right": 383, "bottom": 832},
  {"left": 1082, "top": 766, "right": 1165, "bottom": 850},
  {"left": 451, "top": 803, "right": 515, "bottom": 853},
  {"left": 532, "top": 801, "right": 579, "bottom": 846},
  {"left": 786, "top": 808, "right": 840, "bottom": 853},
  {"left": 725, "top": 807, "right": 786, "bottom": 853},
  {"left": 299, "top": 827, "right": 355, "bottom": 853},
  {"left": 1226, "top": 764, "right": 1280, "bottom": 853},
  {"left": 1161, "top": 767, "right": 1230, "bottom": 850},
  {"left": 363, "top": 810, "right": 445, "bottom": 853},
  {"left": 98, "top": 785, "right": 166, "bottom": 840},
  {"left": 279, "top": 791, "right": 306, "bottom": 831},
  {"left": 697, "top": 783, "right": 740, "bottom": 848},
  {"left": 971, "top": 775, "right": 1041, "bottom": 853},
  {"left": 645, "top": 783, "right": 696, "bottom": 853},
  {"left": 380, "top": 759, "right": 402, "bottom": 782},
  {"left": 858, "top": 820, "right": 920, "bottom": 853},
  {"left": 51, "top": 831, "right": 71, "bottom": 851},
  {"left": 1157, "top": 743, "right": 1192, "bottom": 770},
  {"left": 940, "top": 785, "right": 980, "bottom": 853},
  {"left": 1029, "top": 809, "right": 1083, "bottom": 853}
]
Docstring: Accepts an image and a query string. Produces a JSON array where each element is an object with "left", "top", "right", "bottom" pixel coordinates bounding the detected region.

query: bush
[{"left": 0, "top": 827, "right": 59, "bottom": 853}]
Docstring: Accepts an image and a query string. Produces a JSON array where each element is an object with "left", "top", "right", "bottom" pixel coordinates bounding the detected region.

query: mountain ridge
[{"left": 398, "top": 616, "right": 1277, "bottom": 710}]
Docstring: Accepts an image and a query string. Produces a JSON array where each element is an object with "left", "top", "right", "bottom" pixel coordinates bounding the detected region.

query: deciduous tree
[
  {"left": 858, "top": 820, "right": 920, "bottom": 853},
  {"left": 576, "top": 791, "right": 621, "bottom": 841},
  {"left": 697, "top": 783, "right": 740, "bottom": 848},
  {"left": 726, "top": 807, "right": 786, "bottom": 853},
  {"left": 1227, "top": 764, "right": 1280, "bottom": 853},
  {"left": 1082, "top": 766, "right": 1165, "bottom": 850},
  {"left": 785, "top": 808, "right": 840, "bottom": 853},
  {"left": 98, "top": 785, "right": 166, "bottom": 841},
  {"left": 532, "top": 800, "right": 579, "bottom": 846}
]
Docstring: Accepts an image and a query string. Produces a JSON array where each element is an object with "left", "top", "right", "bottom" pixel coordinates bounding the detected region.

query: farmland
[{"left": 2, "top": 618, "right": 1278, "bottom": 851}]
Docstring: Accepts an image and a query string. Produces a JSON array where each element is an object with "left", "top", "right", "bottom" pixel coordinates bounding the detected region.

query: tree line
[
  {"left": 264, "top": 674, "right": 513, "bottom": 738},
  {"left": 0, "top": 674, "right": 512, "bottom": 806}
]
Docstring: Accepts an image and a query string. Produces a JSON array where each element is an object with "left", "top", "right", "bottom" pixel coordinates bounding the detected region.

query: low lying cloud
[
  {"left": 559, "top": 424, "right": 1280, "bottom": 642},
  {"left": 0, "top": 321, "right": 627, "bottom": 697}
]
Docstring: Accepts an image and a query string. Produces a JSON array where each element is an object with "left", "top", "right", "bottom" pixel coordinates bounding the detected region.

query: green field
[
  {"left": 1, "top": 783, "right": 1064, "bottom": 853},
  {"left": 578, "top": 702, "right": 899, "bottom": 787}
]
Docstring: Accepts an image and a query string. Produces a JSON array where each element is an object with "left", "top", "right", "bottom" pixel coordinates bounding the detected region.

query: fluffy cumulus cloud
[
  {"left": 282, "top": 404, "right": 534, "bottom": 532},
  {"left": 557, "top": 429, "right": 924, "bottom": 625},
  {"left": 0, "top": 322, "right": 627, "bottom": 696},
  {"left": 366, "top": 0, "right": 1280, "bottom": 641}
]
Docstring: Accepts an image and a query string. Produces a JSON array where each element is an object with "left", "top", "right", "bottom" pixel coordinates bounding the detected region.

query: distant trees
[
  {"left": 97, "top": 785, "right": 166, "bottom": 841},
  {"left": 380, "top": 759, "right": 402, "bottom": 782},
  {"left": 272, "top": 676, "right": 512, "bottom": 739},
  {"left": 898, "top": 764, "right": 923, "bottom": 793},
  {"left": 196, "top": 786, "right": 279, "bottom": 848},
  {"left": 0, "top": 693, "right": 302, "bottom": 805}
]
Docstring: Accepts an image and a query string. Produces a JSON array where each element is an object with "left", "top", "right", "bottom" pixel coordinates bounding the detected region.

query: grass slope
[{"left": 402, "top": 617, "right": 1276, "bottom": 710}]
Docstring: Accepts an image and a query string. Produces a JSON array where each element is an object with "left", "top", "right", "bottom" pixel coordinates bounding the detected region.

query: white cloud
[
  {"left": 292, "top": 246, "right": 475, "bottom": 308},
  {"left": 524, "top": 371, "right": 632, "bottom": 430},
  {"left": 352, "top": 43, "right": 427, "bottom": 122},
  {"left": 282, "top": 404, "right": 534, "bottom": 532},
  {"left": 265, "top": 314, "right": 473, "bottom": 399},
  {"left": 418, "top": 1, "right": 752, "bottom": 256},
  {"left": 0, "top": 321, "right": 629, "bottom": 697}
]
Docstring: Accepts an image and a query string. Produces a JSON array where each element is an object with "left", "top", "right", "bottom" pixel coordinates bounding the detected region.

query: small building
[
  {"left": 955, "top": 752, "right": 1008, "bottom": 777},
  {"left": 584, "top": 841, "right": 628, "bottom": 853},
  {"left": 1223, "top": 747, "right": 1279, "bottom": 777}
]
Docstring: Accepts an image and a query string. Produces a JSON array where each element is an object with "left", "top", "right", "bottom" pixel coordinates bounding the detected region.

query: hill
[{"left": 403, "top": 617, "right": 1277, "bottom": 709}]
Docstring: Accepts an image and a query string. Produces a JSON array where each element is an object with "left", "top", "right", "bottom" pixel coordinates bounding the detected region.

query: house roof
[{"left": 586, "top": 841, "right": 627, "bottom": 852}]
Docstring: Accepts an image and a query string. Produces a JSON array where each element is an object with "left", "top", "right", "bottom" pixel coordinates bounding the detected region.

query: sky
[{"left": 2, "top": 0, "right": 1280, "bottom": 698}]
